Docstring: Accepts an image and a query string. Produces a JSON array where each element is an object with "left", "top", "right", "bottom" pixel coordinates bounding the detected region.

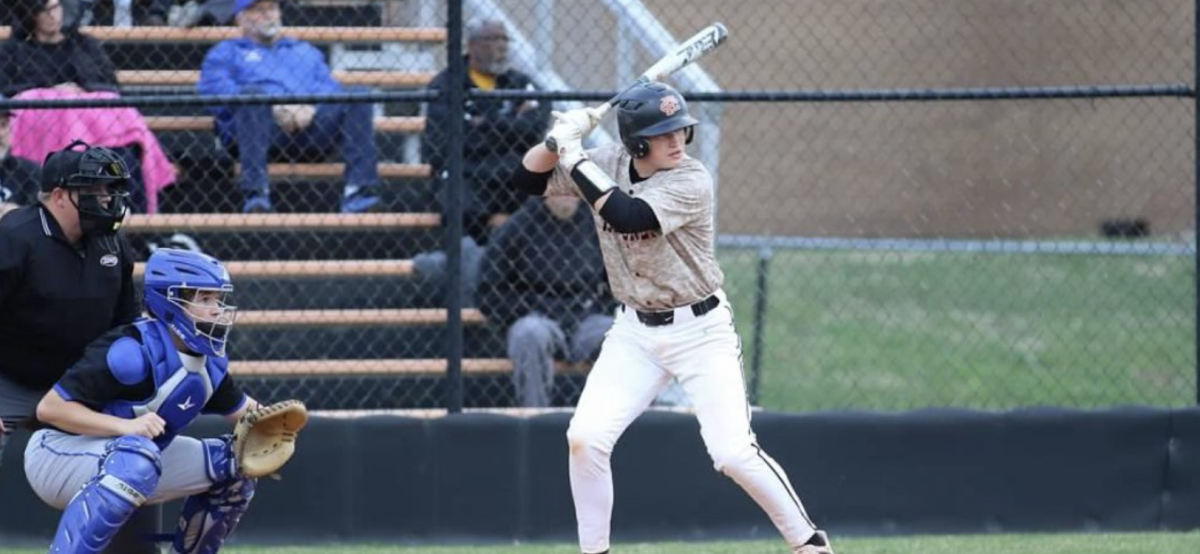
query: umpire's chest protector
[{"left": 104, "top": 319, "right": 230, "bottom": 447}]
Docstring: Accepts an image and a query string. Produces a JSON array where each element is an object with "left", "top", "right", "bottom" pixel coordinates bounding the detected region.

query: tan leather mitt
[{"left": 232, "top": 399, "right": 309, "bottom": 478}]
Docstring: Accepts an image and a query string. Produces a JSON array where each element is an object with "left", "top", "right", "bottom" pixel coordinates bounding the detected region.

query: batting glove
[
  {"left": 545, "top": 120, "right": 585, "bottom": 166},
  {"left": 551, "top": 106, "right": 604, "bottom": 138}
]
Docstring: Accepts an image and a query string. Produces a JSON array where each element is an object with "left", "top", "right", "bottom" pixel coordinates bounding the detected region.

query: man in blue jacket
[{"left": 198, "top": 0, "right": 381, "bottom": 213}]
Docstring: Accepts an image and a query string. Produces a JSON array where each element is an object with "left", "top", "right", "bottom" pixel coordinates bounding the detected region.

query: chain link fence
[{"left": 0, "top": 0, "right": 1194, "bottom": 412}]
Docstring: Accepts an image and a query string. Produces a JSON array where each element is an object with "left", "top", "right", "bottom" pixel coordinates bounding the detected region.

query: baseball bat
[{"left": 593, "top": 22, "right": 729, "bottom": 118}]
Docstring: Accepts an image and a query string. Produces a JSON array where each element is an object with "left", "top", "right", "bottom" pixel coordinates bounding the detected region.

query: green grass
[
  {"left": 716, "top": 247, "right": 1195, "bottom": 412},
  {"left": 8, "top": 532, "right": 1196, "bottom": 553}
]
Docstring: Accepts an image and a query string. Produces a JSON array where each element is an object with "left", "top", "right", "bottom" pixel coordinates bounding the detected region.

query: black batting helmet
[{"left": 616, "top": 81, "right": 698, "bottom": 158}]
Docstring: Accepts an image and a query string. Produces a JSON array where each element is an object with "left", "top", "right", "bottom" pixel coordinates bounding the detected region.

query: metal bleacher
[{"left": 84, "top": 2, "right": 589, "bottom": 410}]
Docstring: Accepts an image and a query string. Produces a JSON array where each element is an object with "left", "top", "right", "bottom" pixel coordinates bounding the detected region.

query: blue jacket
[{"left": 198, "top": 37, "right": 341, "bottom": 124}]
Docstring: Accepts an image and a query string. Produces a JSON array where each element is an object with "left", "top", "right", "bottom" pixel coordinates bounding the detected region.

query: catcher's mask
[
  {"left": 616, "top": 81, "right": 698, "bottom": 159},
  {"left": 41, "top": 140, "right": 131, "bottom": 236},
  {"left": 144, "top": 248, "right": 238, "bottom": 357}
]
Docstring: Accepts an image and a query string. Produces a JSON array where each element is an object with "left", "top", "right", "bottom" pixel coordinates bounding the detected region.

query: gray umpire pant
[{"left": 0, "top": 372, "right": 43, "bottom": 473}]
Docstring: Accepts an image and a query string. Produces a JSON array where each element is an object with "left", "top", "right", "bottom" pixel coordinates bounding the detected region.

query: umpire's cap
[
  {"left": 40, "top": 140, "right": 132, "bottom": 193},
  {"left": 616, "top": 81, "right": 698, "bottom": 158}
]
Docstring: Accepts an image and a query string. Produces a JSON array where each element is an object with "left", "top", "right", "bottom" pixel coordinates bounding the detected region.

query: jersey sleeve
[
  {"left": 636, "top": 162, "right": 713, "bottom": 235},
  {"left": 203, "top": 375, "right": 248, "bottom": 416},
  {"left": 53, "top": 328, "right": 145, "bottom": 410}
]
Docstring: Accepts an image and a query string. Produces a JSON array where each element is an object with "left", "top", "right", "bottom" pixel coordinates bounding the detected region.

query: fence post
[
  {"left": 444, "top": 0, "right": 466, "bottom": 414},
  {"left": 749, "top": 246, "right": 773, "bottom": 406}
]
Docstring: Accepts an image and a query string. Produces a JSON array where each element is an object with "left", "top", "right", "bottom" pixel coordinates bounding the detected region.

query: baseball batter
[
  {"left": 24, "top": 248, "right": 259, "bottom": 554},
  {"left": 513, "top": 81, "right": 835, "bottom": 554}
]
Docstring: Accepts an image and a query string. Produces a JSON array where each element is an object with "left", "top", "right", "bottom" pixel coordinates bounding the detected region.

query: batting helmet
[
  {"left": 144, "top": 248, "right": 238, "bottom": 358},
  {"left": 41, "top": 140, "right": 131, "bottom": 235},
  {"left": 616, "top": 81, "right": 698, "bottom": 158}
]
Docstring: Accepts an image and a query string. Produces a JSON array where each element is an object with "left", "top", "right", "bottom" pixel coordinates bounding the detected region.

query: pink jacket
[{"left": 9, "top": 88, "right": 177, "bottom": 213}]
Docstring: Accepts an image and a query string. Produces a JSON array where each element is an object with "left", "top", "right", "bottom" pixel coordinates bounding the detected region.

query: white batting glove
[
  {"left": 551, "top": 106, "right": 604, "bottom": 138},
  {"left": 544, "top": 120, "right": 584, "bottom": 164},
  {"left": 555, "top": 139, "right": 588, "bottom": 171}
]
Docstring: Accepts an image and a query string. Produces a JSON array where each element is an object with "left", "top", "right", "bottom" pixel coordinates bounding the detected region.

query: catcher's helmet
[
  {"left": 144, "top": 248, "right": 238, "bottom": 358},
  {"left": 616, "top": 81, "right": 698, "bottom": 158},
  {"left": 41, "top": 140, "right": 131, "bottom": 235}
]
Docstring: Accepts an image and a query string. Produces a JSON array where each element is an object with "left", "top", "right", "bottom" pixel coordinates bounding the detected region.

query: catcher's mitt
[{"left": 233, "top": 399, "right": 309, "bottom": 478}]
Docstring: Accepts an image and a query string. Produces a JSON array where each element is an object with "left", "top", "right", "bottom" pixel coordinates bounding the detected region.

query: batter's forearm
[{"left": 523, "top": 143, "right": 559, "bottom": 173}]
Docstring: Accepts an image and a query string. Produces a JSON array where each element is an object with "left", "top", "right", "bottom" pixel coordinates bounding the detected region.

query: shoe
[
  {"left": 793, "top": 530, "right": 834, "bottom": 554},
  {"left": 340, "top": 190, "right": 383, "bottom": 213},
  {"left": 242, "top": 195, "right": 273, "bottom": 213}
]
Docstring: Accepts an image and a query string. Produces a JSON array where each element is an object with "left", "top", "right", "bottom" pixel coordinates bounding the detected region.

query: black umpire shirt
[{"left": 0, "top": 203, "right": 139, "bottom": 390}]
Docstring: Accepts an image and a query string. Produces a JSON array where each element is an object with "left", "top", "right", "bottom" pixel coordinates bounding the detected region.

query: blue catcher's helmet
[{"left": 143, "top": 249, "right": 238, "bottom": 357}]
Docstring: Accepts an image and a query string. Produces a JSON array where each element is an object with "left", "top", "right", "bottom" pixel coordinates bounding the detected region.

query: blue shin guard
[
  {"left": 50, "top": 436, "right": 162, "bottom": 554},
  {"left": 173, "top": 437, "right": 256, "bottom": 554}
]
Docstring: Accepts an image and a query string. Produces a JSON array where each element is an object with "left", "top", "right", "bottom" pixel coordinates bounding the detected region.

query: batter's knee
[{"left": 566, "top": 423, "right": 611, "bottom": 459}]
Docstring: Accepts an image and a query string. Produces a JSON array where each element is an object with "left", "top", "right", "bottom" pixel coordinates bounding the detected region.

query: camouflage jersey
[{"left": 546, "top": 143, "right": 723, "bottom": 312}]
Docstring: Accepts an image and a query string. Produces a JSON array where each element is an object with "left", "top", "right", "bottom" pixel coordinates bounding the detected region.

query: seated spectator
[
  {"left": 199, "top": 0, "right": 382, "bottom": 213},
  {"left": 423, "top": 19, "right": 551, "bottom": 245},
  {"left": 475, "top": 196, "right": 616, "bottom": 407},
  {"left": 0, "top": 96, "right": 42, "bottom": 218},
  {"left": 0, "top": 0, "right": 177, "bottom": 213}
]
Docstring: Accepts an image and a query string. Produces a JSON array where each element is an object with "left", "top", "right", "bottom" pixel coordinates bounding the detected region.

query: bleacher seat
[{"left": 77, "top": 2, "right": 574, "bottom": 411}]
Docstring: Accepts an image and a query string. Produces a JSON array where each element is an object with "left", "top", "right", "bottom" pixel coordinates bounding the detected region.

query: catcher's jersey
[
  {"left": 52, "top": 319, "right": 247, "bottom": 449},
  {"left": 546, "top": 143, "right": 724, "bottom": 312}
]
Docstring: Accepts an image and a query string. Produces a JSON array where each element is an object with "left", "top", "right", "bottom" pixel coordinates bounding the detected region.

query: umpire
[{"left": 0, "top": 140, "right": 139, "bottom": 469}]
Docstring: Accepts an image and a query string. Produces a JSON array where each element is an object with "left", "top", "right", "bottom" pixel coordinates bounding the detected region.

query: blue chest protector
[{"left": 102, "top": 319, "right": 230, "bottom": 449}]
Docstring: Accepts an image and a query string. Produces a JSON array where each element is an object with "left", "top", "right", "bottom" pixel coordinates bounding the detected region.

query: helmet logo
[
  {"left": 660, "top": 95, "right": 680, "bottom": 116},
  {"left": 100, "top": 254, "right": 119, "bottom": 267}
]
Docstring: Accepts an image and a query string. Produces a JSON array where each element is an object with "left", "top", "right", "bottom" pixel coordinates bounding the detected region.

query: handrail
[
  {"left": 133, "top": 259, "right": 416, "bottom": 278},
  {"left": 0, "top": 26, "right": 446, "bottom": 43},
  {"left": 123, "top": 212, "right": 441, "bottom": 232}
]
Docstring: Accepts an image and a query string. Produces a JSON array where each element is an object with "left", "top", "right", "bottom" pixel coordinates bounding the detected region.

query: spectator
[
  {"left": 423, "top": 18, "right": 551, "bottom": 245},
  {"left": 477, "top": 196, "right": 616, "bottom": 407},
  {"left": 0, "top": 0, "right": 177, "bottom": 213},
  {"left": 0, "top": 95, "right": 42, "bottom": 218},
  {"left": 199, "top": 0, "right": 382, "bottom": 213},
  {"left": 0, "top": 141, "right": 139, "bottom": 482}
]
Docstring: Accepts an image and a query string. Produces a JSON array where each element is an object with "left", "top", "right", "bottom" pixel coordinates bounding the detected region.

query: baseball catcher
[{"left": 24, "top": 248, "right": 308, "bottom": 553}]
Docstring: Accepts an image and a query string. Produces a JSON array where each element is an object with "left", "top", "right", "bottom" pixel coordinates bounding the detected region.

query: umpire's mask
[{"left": 41, "top": 140, "right": 131, "bottom": 236}]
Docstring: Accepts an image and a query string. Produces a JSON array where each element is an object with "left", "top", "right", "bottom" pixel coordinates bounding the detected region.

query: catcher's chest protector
[{"left": 103, "top": 319, "right": 231, "bottom": 448}]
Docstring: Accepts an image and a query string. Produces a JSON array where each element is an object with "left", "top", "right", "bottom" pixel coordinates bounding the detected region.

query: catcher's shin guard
[
  {"left": 173, "top": 476, "right": 256, "bottom": 554},
  {"left": 50, "top": 435, "right": 162, "bottom": 554}
]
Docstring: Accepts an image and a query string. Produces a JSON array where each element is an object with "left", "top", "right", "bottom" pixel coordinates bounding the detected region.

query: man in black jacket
[
  {"left": 422, "top": 19, "right": 552, "bottom": 245},
  {"left": 477, "top": 196, "right": 615, "bottom": 407}
]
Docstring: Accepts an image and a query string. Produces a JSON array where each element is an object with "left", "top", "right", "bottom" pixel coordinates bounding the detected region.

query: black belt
[{"left": 629, "top": 294, "right": 720, "bottom": 327}]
